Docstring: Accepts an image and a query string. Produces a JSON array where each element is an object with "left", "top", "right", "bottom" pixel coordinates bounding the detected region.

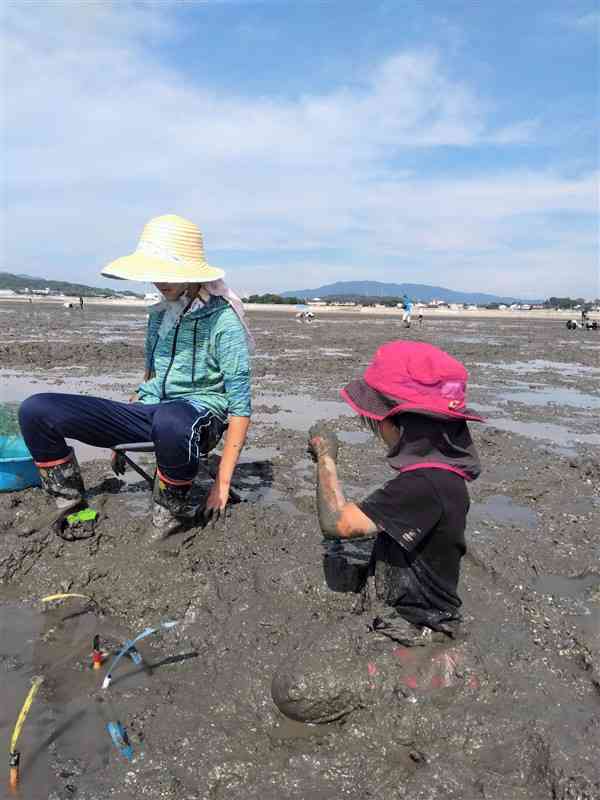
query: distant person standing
[
  {"left": 402, "top": 294, "right": 413, "bottom": 327},
  {"left": 79, "top": 296, "right": 84, "bottom": 310},
  {"left": 418, "top": 312, "right": 424, "bottom": 327}
]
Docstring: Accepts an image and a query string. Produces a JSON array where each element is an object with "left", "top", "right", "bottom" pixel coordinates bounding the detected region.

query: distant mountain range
[
  {"left": 283, "top": 281, "right": 539, "bottom": 305},
  {"left": 0, "top": 272, "right": 140, "bottom": 298}
]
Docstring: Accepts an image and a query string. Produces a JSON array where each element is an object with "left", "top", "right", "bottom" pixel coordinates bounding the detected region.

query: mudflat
[{"left": 1, "top": 301, "right": 599, "bottom": 800}]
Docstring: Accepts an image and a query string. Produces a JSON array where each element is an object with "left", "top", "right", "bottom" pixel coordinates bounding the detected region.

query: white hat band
[{"left": 136, "top": 240, "right": 185, "bottom": 263}]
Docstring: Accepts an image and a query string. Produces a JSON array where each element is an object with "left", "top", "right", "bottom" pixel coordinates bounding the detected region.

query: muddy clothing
[
  {"left": 358, "top": 468, "right": 468, "bottom": 634},
  {"left": 141, "top": 296, "right": 251, "bottom": 421},
  {"left": 19, "top": 394, "right": 224, "bottom": 483}
]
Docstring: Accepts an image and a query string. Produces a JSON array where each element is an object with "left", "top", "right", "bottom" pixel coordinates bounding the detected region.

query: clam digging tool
[
  {"left": 8, "top": 676, "right": 44, "bottom": 790},
  {"left": 102, "top": 620, "right": 178, "bottom": 689}
]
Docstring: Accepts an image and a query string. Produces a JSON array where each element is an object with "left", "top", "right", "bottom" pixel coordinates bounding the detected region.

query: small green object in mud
[{"left": 66, "top": 508, "right": 98, "bottom": 526}]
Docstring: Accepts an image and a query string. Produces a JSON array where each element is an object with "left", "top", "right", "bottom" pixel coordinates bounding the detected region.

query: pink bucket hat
[{"left": 341, "top": 341, "right": 484, "bottom": 422}]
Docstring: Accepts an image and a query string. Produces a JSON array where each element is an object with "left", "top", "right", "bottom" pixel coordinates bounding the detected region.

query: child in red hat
[{"left": 308, "top": 341, "right": 483, "bottom": 645}]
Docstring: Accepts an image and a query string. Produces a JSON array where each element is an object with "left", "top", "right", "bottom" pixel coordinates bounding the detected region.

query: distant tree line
[
  {"left": 543, "top": 297, "right": 597, "bottom": 310},
  {"left": 244, "top": 293, "right": 405, "bottom": 306},
  {"left": 0, "top": 271, "right": 140, "bottom": 298},
  {"left": 244, "top": 293, "right": 303, "bottom": 304},
  {"left": 243, "top": 292, "right": 599, "bottom": 310}
]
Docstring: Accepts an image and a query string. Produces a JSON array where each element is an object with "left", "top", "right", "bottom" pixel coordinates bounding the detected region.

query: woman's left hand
[{"left": 204, "top": 481, "right": 230, "bottom": 522}]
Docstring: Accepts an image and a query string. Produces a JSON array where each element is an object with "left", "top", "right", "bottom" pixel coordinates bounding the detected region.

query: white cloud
[{"left": 1, "top": 2, "right": 597, "bottom": 299}]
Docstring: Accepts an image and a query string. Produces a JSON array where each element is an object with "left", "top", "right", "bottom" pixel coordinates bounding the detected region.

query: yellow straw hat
[{"left": 101, "top": 214, "right": 225, "bottom": 283}]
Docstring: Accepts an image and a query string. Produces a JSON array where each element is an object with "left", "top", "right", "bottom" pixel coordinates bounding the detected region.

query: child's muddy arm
[
  {"left": 308, "top": 425, "right": 379, "bottom": 539},
  {"left": 315, "top": 454, "right": 347, "bottom": 536}
]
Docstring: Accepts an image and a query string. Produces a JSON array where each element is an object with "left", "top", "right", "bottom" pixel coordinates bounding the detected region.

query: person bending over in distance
[
  {"left": 19, "top": 215, "right": 253, "bottom": 539},
  {"left": 307, "top": 341, "right": 483, "bottom": 644}
]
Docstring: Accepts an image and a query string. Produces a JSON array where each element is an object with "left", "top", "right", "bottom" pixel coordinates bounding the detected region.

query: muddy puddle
[
  {"left": 0, "top": 599, "right": 167, "bottom": 799},
  {"left": 498, "top": 386, "right": 600, "bottom": 410},
  {"left": 486, "top": 417, "right": 600, "bottom": 448},
  {"left": 444, "top": 335, "right": 503, "bottom": 345},
  {"left": 477, "top": 359, "right": 600, "bottom": 376},
  {"left": 0, "top": 371, "right": 138, "bottom": 404},
  {"left": 533, "top": 573, "right": 600, "bottom": 642},
  {"left": 254, "top": 391, "right": 352, "bottom": 431},
  {"left": 471, "top": 494, "right": 537, "bottom": 530},
  {"left": 1, "top": 372, "right": 139, "bottom": 464}
]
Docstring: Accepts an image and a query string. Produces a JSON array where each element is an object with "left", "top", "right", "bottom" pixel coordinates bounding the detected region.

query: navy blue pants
[{"left": 18, "top": 394, "right": 225, "bottom": 482}]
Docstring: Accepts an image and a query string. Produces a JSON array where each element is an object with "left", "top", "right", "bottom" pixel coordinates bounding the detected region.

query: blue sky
[{"left": 1, "top": 0, "right": 598, "bottom": 298}]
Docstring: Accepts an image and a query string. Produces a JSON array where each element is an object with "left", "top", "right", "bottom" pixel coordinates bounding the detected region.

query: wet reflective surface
[{"left": 471, "top": 495, "right": 537, "bottom": 529}]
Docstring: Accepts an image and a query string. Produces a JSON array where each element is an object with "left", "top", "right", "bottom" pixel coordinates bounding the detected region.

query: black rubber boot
[
  {"left": 151, "top": 473, "right": 198, "bottom": 540},
  {"left": 37, "top": 450, "right": 85, "bottom": 508}
]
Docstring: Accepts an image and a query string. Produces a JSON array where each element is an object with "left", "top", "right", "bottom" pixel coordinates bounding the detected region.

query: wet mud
[{"left": 1, "top": 303, "right": 599, "bottom": 799}]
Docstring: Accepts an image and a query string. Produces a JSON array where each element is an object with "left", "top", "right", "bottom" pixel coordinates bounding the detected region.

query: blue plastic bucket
[{"left": 0, "top": 435, "right": 41, "bottom": 492}]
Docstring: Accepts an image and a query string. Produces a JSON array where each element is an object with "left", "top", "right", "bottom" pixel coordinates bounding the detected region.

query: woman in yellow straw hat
[{"left": 19, "top": 215, "right": 253, "bottom": 538}]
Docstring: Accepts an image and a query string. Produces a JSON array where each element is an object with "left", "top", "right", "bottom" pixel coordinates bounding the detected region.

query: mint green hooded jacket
[{"left": 137, "top": 296, "right": 251, "bottom": 421}]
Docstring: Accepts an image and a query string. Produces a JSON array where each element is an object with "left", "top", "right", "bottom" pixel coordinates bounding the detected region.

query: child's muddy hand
[{"left": 307, "top": 424, "right": 339, "bottom": 462}]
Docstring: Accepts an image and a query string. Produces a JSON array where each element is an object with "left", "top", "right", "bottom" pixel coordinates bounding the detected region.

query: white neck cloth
[{"left": 153, "top": 280, "right": 254, "bottom": 351}]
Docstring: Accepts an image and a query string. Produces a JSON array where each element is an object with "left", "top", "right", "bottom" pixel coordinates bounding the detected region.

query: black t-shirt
[{"left": 358, "top": 468, "right": 469, "bottom": 589}]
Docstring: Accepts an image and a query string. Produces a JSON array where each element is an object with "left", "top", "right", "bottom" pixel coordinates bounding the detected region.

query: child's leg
[{"left": 18, "top": 393, "right": 155, "bottom": 463}]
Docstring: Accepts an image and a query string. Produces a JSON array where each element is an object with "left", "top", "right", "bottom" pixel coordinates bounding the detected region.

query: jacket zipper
[
  {"left": 191, "top": 320, "right": 198, "bottom": 384},
  {"left": 161, "top": 323, "right": 181, "bottom": 400}
]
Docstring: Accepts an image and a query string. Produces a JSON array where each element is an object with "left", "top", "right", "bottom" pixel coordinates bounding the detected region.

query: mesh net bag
[{"left": 0, "top": 403, "right": 21, "bottom": 438}]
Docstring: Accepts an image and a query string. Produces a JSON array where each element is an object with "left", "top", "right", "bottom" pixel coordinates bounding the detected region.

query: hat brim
[
  {"left": 101, "top": 253, "right": 225, "bottom": 283},
  {"left": 341, "top": 379, "right": 485, "bottom": 423}
]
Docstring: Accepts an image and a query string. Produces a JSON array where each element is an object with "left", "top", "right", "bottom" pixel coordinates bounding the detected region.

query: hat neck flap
[{"left": 385, "top": 414, "right": 481, "bottom": 481}]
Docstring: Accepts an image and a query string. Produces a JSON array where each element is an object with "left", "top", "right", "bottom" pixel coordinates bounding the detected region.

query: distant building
[
  {"left": 0, "top": 289, "right": 16, "bottom": 296},
  {"left": 31, "top": 288, "right": 51, "bottom": 295}
]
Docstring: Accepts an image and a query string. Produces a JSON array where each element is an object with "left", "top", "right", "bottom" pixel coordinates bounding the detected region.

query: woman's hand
[
  {"left": 129, "top": 370, "right": 152, "bottom": 403},
  {"left": 204, "top": 480, "right": 230, "bottom": 522},
  {"left": 203, "top": 416, "right": 250, "bottom": 523}
]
